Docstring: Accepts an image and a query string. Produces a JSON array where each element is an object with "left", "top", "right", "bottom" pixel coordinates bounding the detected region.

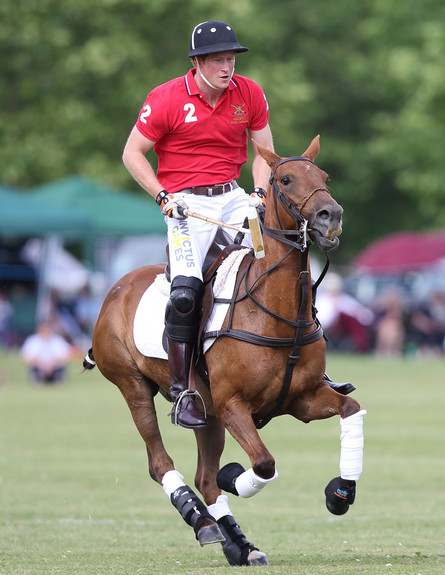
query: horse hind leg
[
  {"left": 164, "top": 476, "right": 225, "bottom": 546},
  {"left": 114, "top": 370, "right": 224, "bottom": 546}
]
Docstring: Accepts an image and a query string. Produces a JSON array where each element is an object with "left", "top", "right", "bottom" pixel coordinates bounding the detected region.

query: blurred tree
[{"left": 1, "top": 0, "right": 444, "bottom": 262}]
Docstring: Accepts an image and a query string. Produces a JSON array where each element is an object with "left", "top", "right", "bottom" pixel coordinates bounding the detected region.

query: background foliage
[{"left": 2, "top": 0, "right": 444, "bottom": 262}]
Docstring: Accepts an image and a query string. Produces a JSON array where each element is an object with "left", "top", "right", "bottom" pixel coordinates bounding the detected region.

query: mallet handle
[
  {"left": 184, "top": 209, "right": 251, "bottom": 234},
  {"left": 247, "top": 207, "right": 265, "bottom": 259}
]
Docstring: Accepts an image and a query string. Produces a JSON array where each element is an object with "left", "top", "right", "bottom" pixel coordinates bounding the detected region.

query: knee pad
[{"left": 165, "top": 276, "right": 204, "bottom": 342}]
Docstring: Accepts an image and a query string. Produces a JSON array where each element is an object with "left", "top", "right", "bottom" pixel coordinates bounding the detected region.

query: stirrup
[{"left": 172, "top": 389, "right": 207, "bottom": 427}]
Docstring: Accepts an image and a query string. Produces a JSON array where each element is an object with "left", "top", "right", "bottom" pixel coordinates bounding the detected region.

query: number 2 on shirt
[
  {"left": 183, "top": 103, "right": 197, "bottom": 123},
  {"left": 140, "top": 105, "right": 151, "bottom": 124},
  {"left": 140, "top": 103, "right": 197, "bottom": 124}
]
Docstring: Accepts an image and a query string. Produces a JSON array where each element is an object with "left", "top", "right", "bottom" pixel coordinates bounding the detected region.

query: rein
[{"left": 204, "top": 156, "right": 329, "bottom": 428}]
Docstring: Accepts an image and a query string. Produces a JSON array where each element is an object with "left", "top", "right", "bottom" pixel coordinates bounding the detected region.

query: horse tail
[{"left": 82, "top": 347, "right": 96, "bottom": 372}]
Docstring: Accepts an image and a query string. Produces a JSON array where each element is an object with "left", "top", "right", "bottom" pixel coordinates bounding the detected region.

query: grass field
[{"left": 1, "top": 350, "right": 444, "bottom": 574}]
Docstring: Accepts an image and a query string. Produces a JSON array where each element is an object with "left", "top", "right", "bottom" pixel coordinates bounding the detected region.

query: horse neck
[{"left": 249, "top": 229, "right": 314, "bottom": 328}]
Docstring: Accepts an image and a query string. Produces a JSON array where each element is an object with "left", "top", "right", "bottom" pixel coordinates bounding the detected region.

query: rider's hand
[
  {"left": 249, "top": 187, "right": 266, "bottom": 207},
  {"left": 249, "top": 187, "right": 266, "bottom": 220},
  {"left": 156, "top": 190, "right": 188, "bottom": 220}
]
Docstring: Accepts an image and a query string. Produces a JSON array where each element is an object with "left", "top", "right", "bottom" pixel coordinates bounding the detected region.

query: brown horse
[{"left": 84, "top": 136, "right": 365, "bottom": 566}]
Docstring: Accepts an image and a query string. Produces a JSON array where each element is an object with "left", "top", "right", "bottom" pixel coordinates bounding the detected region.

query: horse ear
[
  {"left": 302, "top": 135, "right": 320, "bottom": 162},
  {"left": 253, "top": 140, "right": 282, "bottom": 170}
]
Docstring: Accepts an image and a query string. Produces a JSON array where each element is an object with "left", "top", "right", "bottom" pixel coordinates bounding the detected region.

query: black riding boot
[{"left": 168, "top": 339, "right": 207, "bottom": 429}]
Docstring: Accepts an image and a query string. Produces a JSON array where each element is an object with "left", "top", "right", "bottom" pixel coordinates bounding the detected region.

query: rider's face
[{"left": 197, "top": 51, "right": 236, "bottom": 90}]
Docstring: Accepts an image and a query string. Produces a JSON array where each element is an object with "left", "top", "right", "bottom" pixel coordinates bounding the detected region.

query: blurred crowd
[
  {"left": 0, "top": 285, "right": 100, "bottom": 351},
  {"left": 315, "top": 273, "right": 445, "bottom": 358},
  {"left": 0, "top": 284, "right": 102, "bottom": 385},
  {"left": 1, "top": 269, "right": 445, "bottom": 380}
]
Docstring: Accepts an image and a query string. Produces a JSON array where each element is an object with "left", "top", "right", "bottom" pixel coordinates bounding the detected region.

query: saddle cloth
[{"left": 134, "top": 248, "right": 250, "bottom": 359}]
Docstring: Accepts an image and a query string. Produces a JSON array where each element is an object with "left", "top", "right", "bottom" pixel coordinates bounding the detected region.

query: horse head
[{"left": 257, "top": 136, "right": 343, "bottom": 252}]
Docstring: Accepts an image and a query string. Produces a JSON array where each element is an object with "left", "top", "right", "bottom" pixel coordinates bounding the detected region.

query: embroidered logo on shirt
[{"left": 231, "top": 103, "right": 247, "bottom": 124}]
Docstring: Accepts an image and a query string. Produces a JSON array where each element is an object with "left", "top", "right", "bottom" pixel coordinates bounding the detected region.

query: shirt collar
[{"left": 184, "top": 68, "right": 237, "bottom": 96}]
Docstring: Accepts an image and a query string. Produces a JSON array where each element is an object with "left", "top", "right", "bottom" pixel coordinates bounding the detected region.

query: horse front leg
[
  {"left": 215, "top": 398, "right": 278, "bottom": 497},
  {"left": 292, "top": 385, "right": 366, "bottom": 516},
  {"left": 325, "top": 404, "right": 367, "bottom": 516},
  {"left": 194, "top": 413, "right": 270, "bottom": 566}
]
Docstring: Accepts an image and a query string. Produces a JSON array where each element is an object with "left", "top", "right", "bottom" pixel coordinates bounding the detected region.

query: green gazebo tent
[
  {"left": 0, "top": 184, "right": 91, "bottom": 239},
  {"left": 29, "top": 176, "right": 166, "bottom": 237}
]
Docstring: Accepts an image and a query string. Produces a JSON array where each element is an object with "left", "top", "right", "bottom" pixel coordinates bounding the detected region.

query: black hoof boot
[
  {"left": 171, "top": 485, "right": 224, "bottom": 545},
  {"left": 325, "top": 476, "right": 356, "bottom": 515},
  {"left": 217, "top": 515, "right": 269, "bottom": 566},
  {"left": 217, "top": 462, "right": 246, "bottom": 496}
]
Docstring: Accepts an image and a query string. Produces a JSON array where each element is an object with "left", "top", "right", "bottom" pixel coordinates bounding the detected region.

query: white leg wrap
[
  {"left": 235, "top": 467, "right": 278, "bottom": 498},
  {"left": 340, "top": 409, "right": 367, "bottom": 480},
  {"left": 161, "top": 469, "right": 185, "bottom": 498},
  {"left": 207, "top": 494, "right": 233, "bottom": 521}
]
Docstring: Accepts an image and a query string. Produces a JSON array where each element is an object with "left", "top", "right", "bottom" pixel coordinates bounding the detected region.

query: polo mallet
[{"left": 184, "top": 208, "right": 265, "bottom": 259}]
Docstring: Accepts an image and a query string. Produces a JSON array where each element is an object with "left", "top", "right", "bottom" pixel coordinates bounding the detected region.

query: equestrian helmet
[{"left": 188, "top": 21, "right": 248, "bottom": 58}]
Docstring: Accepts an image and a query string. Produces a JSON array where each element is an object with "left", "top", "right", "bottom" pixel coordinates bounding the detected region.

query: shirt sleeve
[
  {"left": 135, "top": 87, "right": 170, "bottom": 143},
  {"left": 246, "top": 79, "right": 269, "bottom": 132}
]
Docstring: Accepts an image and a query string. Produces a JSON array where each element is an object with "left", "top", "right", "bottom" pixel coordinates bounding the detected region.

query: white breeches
[{"left": 166, "top": 187, "right": 252, "bottom": 281}]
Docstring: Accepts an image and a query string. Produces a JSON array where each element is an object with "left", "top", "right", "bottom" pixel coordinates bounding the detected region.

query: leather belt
[{"left": 180, "top": 180, "right": 238, "bottom": 196}]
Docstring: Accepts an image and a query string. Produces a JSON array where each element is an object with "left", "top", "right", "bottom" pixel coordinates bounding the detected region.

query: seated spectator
[
  {"left": 407, "top": 291, "right": 445, "bottom": 356},
  {"left": 0, "top": 289, "right": 13, "bottom": 348},
  {"left": 316, "top": 273, "right": 375, "bottom": 353},
  {"left": 373, "top": 289, "right": 406, "bottom": 357},
  {"left": 20, "top": 321, "right": 73, "bottom": 384}
]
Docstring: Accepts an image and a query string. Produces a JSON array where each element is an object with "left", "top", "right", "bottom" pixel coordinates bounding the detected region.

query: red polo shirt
[{"left": 136, "top": 69, "right": 269, "bottom": 193}]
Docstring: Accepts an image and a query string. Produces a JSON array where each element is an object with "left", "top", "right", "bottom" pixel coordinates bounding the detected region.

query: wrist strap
[
  {"left": 254, "top": 187, "right": 266, "bottom": 198},
  {"left": 156, "top": 190, "right": 169, "bottom": 206}
]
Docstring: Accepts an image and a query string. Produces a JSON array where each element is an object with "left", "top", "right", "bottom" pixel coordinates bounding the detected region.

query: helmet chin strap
[
  {"left": 196, "top": 60, "right": 218, "bottom": 90},
  {"left": 195, "top": 59, "right": 235, "bottom": 91}
]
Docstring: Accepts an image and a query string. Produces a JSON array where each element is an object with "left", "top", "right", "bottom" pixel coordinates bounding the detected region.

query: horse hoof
[
  {"left": 197, "top": 524, "right": 226, "bottom": 546},
  {"left": 247, "top": 550, "right": 270, "bottom": 565},
  {"left": 217, "top": 462, "right": 246, "bottom": 495},
  {"left": 324, "top": 476, "right": 356, "bottom": 516},
  {"left": 217, "top": 515, "right": 268, "bottom": 566}
]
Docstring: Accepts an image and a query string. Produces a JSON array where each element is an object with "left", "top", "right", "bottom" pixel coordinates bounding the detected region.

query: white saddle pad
[{"left": 134, "top": 249, "right": 250, "bottom": 359}]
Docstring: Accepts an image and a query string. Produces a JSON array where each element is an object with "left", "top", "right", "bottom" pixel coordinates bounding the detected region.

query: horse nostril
[
  {"left": 316, "top": 207, "right": 343, "bottom": 227},
  {"left": 316, "top": 209, "right": 330, "bottom": 223}
]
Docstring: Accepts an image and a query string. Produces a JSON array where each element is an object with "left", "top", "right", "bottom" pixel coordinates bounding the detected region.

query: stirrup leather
[{"left": 172, "top": 389, "right": 207, "bottom": 426}]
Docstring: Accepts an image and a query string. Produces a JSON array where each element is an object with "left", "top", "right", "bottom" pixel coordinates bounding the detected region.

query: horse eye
[{"left": 280, "top": 176, "right": 290, "bottom": 186}]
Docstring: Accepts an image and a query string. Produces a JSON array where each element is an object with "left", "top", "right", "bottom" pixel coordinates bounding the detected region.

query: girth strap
[{"left": 203, "top": 324, "right": 323, "bottom": 348}]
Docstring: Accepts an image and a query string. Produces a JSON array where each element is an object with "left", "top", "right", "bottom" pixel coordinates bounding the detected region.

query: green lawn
[{"left": 1, "top": 350, "right": 444, "bottom": 574}]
